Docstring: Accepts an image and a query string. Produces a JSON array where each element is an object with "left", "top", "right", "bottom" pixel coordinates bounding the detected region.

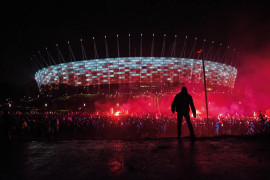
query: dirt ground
[{"left": 1, "top": 136, "right": 270, "bottom": 180}]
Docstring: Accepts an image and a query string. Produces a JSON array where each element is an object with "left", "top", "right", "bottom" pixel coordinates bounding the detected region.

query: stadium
[
  {"left": 32, "top": 34, "right": 238, "bottom": 114},
  {"left": 34, "top": 34, "right": 237, "bottom": 95},
  {"left": 35, "top": 57, "right": 237, "bottom": 94}
]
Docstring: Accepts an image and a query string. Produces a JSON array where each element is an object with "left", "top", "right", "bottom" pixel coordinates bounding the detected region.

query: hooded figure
[{"left": 171, "top": 87, "right": 196, "bottom": 139}]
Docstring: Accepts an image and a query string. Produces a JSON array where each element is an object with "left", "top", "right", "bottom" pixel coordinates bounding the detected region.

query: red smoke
[
  {"left": 234, "top": 47, "right": 270, "bottom": 114},
  {"left": 93, "top": 47, "right": 270, "bottom": 117}
]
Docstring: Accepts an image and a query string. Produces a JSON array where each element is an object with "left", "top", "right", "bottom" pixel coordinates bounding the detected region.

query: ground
[{"left": 1, "top": 136, "right": 270, "bottom": 180}]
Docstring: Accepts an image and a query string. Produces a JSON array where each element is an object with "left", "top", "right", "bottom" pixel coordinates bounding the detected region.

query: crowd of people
[{"left": 1, "top": 110, "right": 269, "bottom": 141}]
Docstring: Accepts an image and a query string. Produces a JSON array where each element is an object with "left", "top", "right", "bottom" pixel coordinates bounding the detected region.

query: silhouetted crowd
[{"left": 1, "top": 111, "right": 269, "bottom": 141}]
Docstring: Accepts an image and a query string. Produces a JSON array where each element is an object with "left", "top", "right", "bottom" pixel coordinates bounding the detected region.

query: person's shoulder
[{"left": 173, "top": 93, "right": 180, "bottom": 100}]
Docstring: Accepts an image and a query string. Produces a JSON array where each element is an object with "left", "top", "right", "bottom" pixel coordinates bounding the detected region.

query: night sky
[{"left": 1, "top": 0, "right": 269, "bottom": 94}]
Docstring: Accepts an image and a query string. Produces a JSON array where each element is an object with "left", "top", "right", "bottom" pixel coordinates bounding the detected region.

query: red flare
[{"left": 196, "top": 49, "right": 202, "bottom": 53}]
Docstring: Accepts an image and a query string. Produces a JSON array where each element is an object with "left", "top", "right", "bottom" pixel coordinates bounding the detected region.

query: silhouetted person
[
  {"left": 171, "top": 87, "right": 196, "bottom": 139},
  {"left": 0, "top": 110, "right": 12, "bottom": 141}
]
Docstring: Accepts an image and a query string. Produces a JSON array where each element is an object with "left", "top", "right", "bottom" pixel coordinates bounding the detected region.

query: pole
[{"left": 201, "top": 50, "right": 209, "bottom": 132}]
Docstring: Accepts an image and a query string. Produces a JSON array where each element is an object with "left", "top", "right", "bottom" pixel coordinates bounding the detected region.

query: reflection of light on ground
[
  {"left": 113, "top": 143, "right": 122, "bottom": 152},
  {"left": 107, "top": 142, "right": 126, "bottom": 175},
  {"left": 108, "top": 159, "right": 123, "bottom": 175}
]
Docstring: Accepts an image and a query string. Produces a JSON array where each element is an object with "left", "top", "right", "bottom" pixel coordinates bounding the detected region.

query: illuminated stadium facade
[
  {"left": 32, "top": 34, "right": 239, "bottom": 96},
  {"left": 35, "top": 57, "right": 237, "bottom": 94}
]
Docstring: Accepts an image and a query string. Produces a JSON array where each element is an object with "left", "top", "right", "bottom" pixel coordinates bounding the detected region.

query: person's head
[{"left": 181, "top": 87, "right": 188, "bottom": 93}]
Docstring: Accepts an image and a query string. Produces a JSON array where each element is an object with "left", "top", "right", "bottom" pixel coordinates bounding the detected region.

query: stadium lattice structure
[{"left": 32, "top": 34, "right": 238, "bottom": 95}]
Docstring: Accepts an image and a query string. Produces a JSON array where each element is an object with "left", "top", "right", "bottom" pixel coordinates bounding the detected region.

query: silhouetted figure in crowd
[
  {"left": 171, "top": 87, "right": 196, "bottom": 139},
  {"left": 0, "top": 110, "right": 12, "bottom": 141}
]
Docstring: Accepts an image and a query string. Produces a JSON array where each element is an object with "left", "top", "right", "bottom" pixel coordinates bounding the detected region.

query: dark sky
[{"left": 1, "top": 0, "right": 269, "bottom": 87}]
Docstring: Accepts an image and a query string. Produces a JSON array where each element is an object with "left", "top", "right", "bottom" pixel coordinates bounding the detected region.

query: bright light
[
  {"left": 45, "top": 103, "right": 48, "bottom": 107},
  {"left": 114, "top": 111, "right": 121, "bottom": 116}
]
